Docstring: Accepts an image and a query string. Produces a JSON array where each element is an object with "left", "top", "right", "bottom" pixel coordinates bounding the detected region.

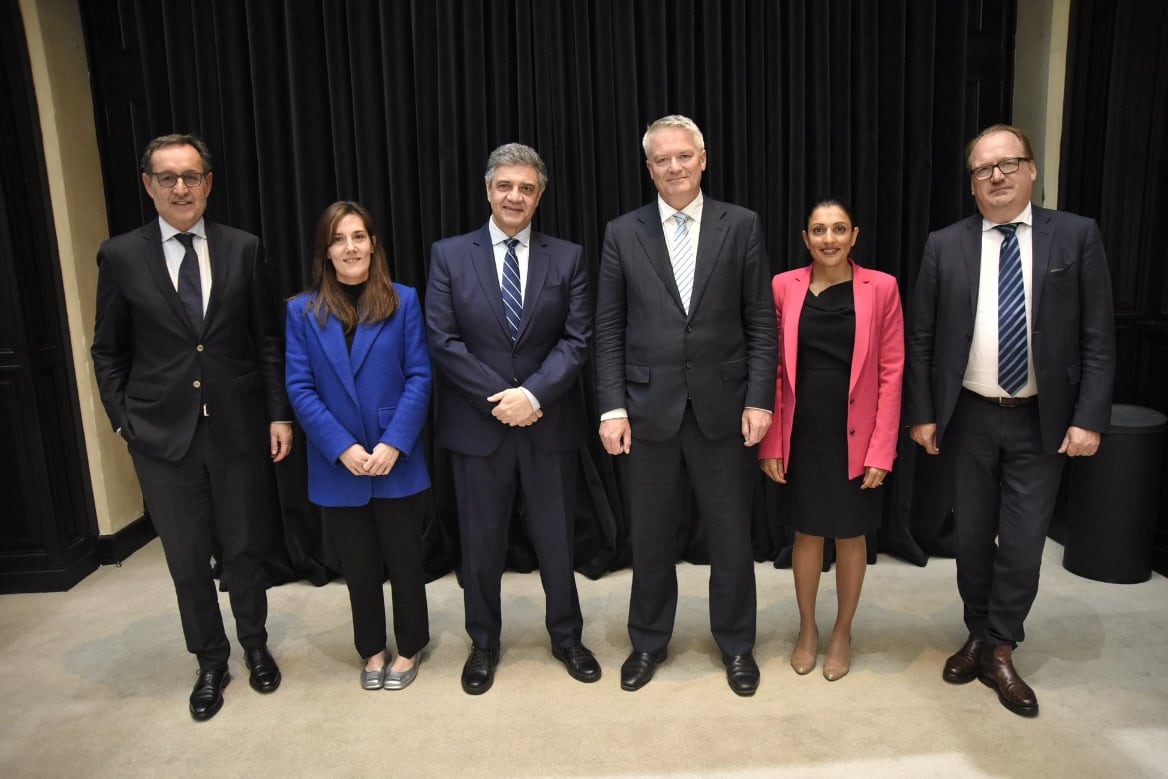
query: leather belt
[{"left": 963, "top": 389, "right": 1037, "bottom": 408}]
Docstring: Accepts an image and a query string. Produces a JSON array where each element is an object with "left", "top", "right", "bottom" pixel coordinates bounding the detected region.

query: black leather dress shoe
[
  {"left": 620, "top": 648, "right": 667, "bottom": 691},
  {"left": 189, "top": 667, "right": 230, "bottom": 721},
  {"left": 723, "top": 653, "right": 760, "bottom": 696},
  {"left": 943, "top": 636, "right": 985, "bottom": 684},
  {"left": 462, "top": 644, "right": 500, "bottom": 695},
  {"left": 244, "top": 646, "right": 282, "bottom": 693},
  {"left": 552, "top": 643, "right": 602, "bottom": 683}
]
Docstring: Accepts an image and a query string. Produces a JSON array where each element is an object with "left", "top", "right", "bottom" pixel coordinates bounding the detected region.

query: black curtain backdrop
[
  {"left": 1059, "top": 0, "right": 1168, "bottom": 572},
  {"left": 80, "top": 1, "right": 1000, "bottom": 584}
]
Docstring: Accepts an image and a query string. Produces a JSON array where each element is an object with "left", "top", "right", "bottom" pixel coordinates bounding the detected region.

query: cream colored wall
[
  {"left": 1014, "top": 0, "right": 1072, "bottom": 208},
  {"left": 20, "top": 0, "right": 142, "bottom": 535}
]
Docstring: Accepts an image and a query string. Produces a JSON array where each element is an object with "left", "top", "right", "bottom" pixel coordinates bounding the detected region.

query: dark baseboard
[
  {"left": 96, "top": 514, "right": 156, "bottom": 565},
  {"left": 0, "top": 549, "right": 100, "bottom": 594}
]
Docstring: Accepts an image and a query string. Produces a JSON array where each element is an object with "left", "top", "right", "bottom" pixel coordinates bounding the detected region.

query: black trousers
[
  {"left": 324, "top": 491, "right": 430, "bottom": 660},
  {"left": 623, "top": 409, "right": 757, "bottom": 657},
  {"left": 946, "top": 391, "right": 1066, "bottom": 647},
  {"left": 452, "top": 432, "right": 582, "bottom": 650},
  {"left": 131, "top": 417, "right": 271, "bottom": 670}
]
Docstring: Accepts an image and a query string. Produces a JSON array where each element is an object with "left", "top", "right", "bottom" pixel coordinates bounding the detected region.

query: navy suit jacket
[
  {"left": 285, "top": 284, "right": 431, "bottom": 506},
  {"left": 593, "top": 197, "right": 777, "bottom": 441},
  {"left": 91, "top": 219, "right": 290, "bottom": 462},
  {"left": 425, "top": 223, "right": 591, "bottom": 457},
  {"left": 905, "top": 205, "right": 1116, "bottom": 453}
]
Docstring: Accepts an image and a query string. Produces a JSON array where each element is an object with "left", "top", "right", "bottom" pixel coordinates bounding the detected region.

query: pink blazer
[{"left": 758, "top": 260, "right": 905, "bottom": 479}]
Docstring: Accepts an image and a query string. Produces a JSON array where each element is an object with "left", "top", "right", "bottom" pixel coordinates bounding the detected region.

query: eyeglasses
[
  {"left": 970, "top": 157, "right": 1031, "bottom": 181},
  {"left": 149, "top": 171, "right": 208, "bottom": 188}
]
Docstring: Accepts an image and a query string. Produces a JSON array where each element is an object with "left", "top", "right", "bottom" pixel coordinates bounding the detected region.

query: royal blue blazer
[{"left": 285, "top": 284, "right": 431, "bottom": 507}]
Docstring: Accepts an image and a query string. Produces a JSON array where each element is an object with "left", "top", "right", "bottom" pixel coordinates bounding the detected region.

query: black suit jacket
[
  {"left": 92, "top": 219, "right": 290, "bottom": 462},
  {"left": 594, "top": 197, "right": 777, "bottom": 441},
  {"left": 905, "top": 205, "right": 1115, "bottom": 453}
]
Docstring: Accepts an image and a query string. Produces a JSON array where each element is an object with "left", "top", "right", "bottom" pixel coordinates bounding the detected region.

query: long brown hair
[{"left": 304, "top": 201, "right": 399, "bottom": 331}]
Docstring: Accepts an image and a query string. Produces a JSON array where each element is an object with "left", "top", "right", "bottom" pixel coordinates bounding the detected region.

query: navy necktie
[
  {"left": 996, "top": 223, "right": 1027, "bottom": 395},
  {"left": 502, "top": 238, "right": 522, "bottom": 341},
  {"left": 175, "top": 232, "right": 203, "bottom": 330}
]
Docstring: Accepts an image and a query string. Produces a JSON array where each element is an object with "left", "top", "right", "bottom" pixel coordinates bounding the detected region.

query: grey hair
[
  {"left": 642, "top": 115, "right": 706, "bottom": 158},
  {"left": 484, "top": 143, "right": 548, "bottom": 191}
]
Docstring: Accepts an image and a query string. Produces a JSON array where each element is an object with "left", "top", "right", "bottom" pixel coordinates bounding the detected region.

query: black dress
[{"left": 782, "top": 282, "right": 882, "bottom": 539}]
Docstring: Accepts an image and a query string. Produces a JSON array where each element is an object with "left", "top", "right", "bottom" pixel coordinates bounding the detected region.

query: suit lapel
[
  {"left": 350, "top": 317, "right": 387, "bottom": 377},
  {"left": 850, "top": 262, "right": 873, "bottom": 395},
  {"left": 140, "top": 221, "right": 198, "bottom": 335},
  {"left": 201, "top": 221, "right": 228, "bottom": 332},
  {"left": 309, "top": 307, "right": 361, "bottom": 407},
  {"left": 690, "top": 198, "right": 728, "bottom": 314},
  {"left": 518, "top": 233, "right": 551, "bottom": 344},
  {"left": 633, "top": 204, "right": 685, "bottom": 314},
  {"left": 961, "top": 215, "right": 982, "bottom": 320},
  {"left": 783, "top": 266, "right": 813, "bottom": 390},
  {"left": 470, "top": 225, "right": 513, "bottom": 341},
  {"left": 1029, "top": 206, "right": 1053, "bottom": 319}
]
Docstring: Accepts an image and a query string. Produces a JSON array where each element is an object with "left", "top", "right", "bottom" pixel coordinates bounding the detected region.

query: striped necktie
[
  {"left": 502, "top": 238, "right": 522, "bottom": 341},
  {"left": 996, "top": 223, "right": 1027, "bottom": 395},
  {"left": 671, "top": 212, "right": 695, "bottom": 314}
]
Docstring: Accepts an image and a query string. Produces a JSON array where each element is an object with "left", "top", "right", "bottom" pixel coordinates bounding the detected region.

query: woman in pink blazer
[{"left": 759, "top": 200, "right": 904, "bottom": 681}]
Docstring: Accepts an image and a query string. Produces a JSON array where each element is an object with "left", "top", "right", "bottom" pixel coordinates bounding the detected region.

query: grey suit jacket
[
  {"left": 594, "top": 197, "right": 777, "bottom": 442},
  {"left": 905, "top": 205, "right": 1115, "bottom": 453},
  {"left": 91, "top": 219, "right": 290, "bottom": 462}
]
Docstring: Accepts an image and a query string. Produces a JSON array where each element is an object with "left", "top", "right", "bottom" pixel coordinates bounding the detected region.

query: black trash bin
[{"left": 1062, "top": 404, "right": 1167, "bottom": 583}]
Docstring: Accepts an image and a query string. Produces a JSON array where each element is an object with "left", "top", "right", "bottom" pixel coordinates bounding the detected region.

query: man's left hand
[
  {"left": 488, "top": 388, "right": 541, "bottom": 427},
  {"left": 1059, "top": 425, "right": 1101, "bottom": 457},
  {"left": 270, "top": 422, "right": 293, "bottom": 462},
  {"left": 741, "top": 408, "right": 772, "bottom": 447}
]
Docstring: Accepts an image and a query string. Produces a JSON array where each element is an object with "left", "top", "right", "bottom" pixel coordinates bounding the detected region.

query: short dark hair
[
  {"left": 964, "top": 124, "right": 1034, "bottom": 170},
  {"left": 484, "top": 143, "right": 548, "bottom": 191},
  {"left": 140, "top": 133, "right": 213, "bottom": 174}
]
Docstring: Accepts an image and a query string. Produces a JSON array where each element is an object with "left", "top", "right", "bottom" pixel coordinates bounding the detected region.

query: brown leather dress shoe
[
  {"left": 942, "top": 636, "right": 985, "bottom": 684},
  {"left": 979, "top": 645, "right": 1039, "bottom": 717}
]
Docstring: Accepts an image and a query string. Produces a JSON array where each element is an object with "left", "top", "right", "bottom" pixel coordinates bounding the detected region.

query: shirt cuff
[
  {"left": 600, "top": 408, "right": 628, "bottom": 421},
  {"left": 518, "top": 387, "right": 540, "bottom": 411}
]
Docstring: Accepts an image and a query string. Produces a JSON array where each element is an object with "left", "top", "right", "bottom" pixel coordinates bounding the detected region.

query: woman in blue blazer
[{"left": 286, "top": 201, "right": 431, "bottom": 691}]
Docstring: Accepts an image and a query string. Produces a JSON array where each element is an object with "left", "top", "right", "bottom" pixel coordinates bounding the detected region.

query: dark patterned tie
[
  {"left": 502, "top": 238, "right": 522, "bottom": 341},
  {"left": 996, "top": 223, "right": 1027, "bottom": 395},
  {"left": 175, "top": 232, "right": 203, "bottom": 330}
]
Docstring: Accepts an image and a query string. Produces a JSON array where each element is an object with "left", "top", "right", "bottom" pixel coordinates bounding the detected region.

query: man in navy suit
[
  {"left": 91, "top": 134, "right": 292, "bottom": 720},
  {"left": 594, "top": 115, "right": 777, "bottom": 696},
  {"left": 907, "top": 124, "right": 1115, "bottom": 716},
  {"left": 426, "top": 143, "right": 598, "bottom": 694}
]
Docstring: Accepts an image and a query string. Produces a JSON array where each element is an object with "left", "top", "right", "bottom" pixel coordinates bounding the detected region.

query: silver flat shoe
[
  {"left": 383, "top": 655, "right": 420, "bottom": 691},
  {"left": 361, "top": 666, "right": 386, "bottom": 690}
]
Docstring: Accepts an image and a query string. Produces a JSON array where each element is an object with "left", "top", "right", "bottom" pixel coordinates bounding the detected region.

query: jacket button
[
  {"left": 193, "top": 380, "right": 201, "bottom": 389},
  {"left": 685, "top": 361, "right": 694, "bottom": 370},
  {"left": 196, "top": 344, "right": 204, "bottom": 352}
]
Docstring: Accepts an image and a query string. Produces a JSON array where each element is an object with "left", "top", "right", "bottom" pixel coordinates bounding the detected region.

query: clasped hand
[
  {"left": 339, "top": 442, "right": 400, "bottom": 476},
  {"left": 488, "top": 388, "right": 542, "bottom": 427}
]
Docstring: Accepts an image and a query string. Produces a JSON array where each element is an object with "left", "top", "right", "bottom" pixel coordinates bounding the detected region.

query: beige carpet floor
[{"left": 1, "top": 538, "right": 1166, "bottom": 778}]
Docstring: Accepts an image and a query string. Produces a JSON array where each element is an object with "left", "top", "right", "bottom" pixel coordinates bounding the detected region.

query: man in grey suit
[
  {"left": 906, "top": 124, "right": 1115, "bottom": 716},
  {"left": 594, "top": 115, "right": 777, "bottom": 696},
  {"left": 92, "top": 134, "right": 292, "bottom": 721}
]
